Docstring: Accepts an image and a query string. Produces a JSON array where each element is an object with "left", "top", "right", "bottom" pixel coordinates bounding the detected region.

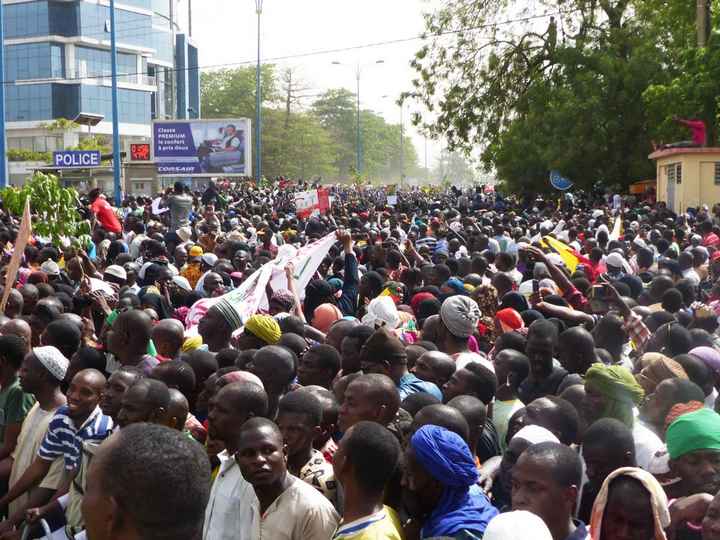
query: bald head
[
  {"left": 5, "top": 289, "right": 23, "bottom": 318},
  {"left": 325, "top": 319, "right": 358, "bottom": 350},
  {"left": 2, "top": 319, "right": 32, "bottom": 349},
  {"left": 421, "top": 314, "right": 441, "bottom": 343},
  {"left": 412, "top": 403, "right": 470, "bottom": 443},
  {"left": 338, "top": 373, "right": 400, "bottom": 431},
  {"left": 108, "top": 309, "right": 152, "bottom": 356},
  {"left": 152, "top": 319, "right": 185, "bottom": 360},
  {"left": 558, "top": 326, "right": 596, "bottom": 375},
  {"left": 167, "top": 388, "right": 189, "bottom": 431},
  {"left": 414, "top": 351, "right": 456, "bottom": 387}
]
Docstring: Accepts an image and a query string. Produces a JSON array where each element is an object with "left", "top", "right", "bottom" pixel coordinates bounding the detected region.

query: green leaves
[
  {"left": 201, "top": 65, "right": 420, "bottom": 182},
  {"left": 1, "top": 172, "right": 83, "bottom": 244},
  {"left": 409, "top": 0, "right": 702, "bottom": 191}
]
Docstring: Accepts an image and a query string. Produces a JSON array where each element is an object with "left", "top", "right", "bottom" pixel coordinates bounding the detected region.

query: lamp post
[
  {"left": 331, "top": 60, "right": 384, "bottom": 177},
  {"left": 110, "top": 0, "right": 122, "bottom": 205},
  {"left": 255, "top": 0, "right": 263, "bottom": 184},
  {"left": 0, "top": 1, "right": 7, "bottom": 187}
]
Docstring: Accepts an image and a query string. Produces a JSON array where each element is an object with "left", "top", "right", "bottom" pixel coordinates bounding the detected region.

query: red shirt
[
  {"left": 678, "top": 118, "right": 707, "bottom": 146},
  {"left": 90, "top": 197, "right": 122, "bottom": 233}
]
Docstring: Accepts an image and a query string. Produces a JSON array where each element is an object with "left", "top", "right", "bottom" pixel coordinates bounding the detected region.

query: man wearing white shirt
[{"left": 203, "top": 380, "right": 268, "bottom": 540}]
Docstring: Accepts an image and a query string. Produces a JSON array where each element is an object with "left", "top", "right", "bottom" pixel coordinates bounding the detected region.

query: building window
[
  {"left": 715, "top": 163, "right": 720, "bottom": 185},
  {"left": 667, "top": 163, "right": 681, "bottom": 184},
  {"left": 6, "top": 43, "right": 64, "bottom": 82},
  {"left": 76, "top": 46, "right": 136, "bottom": 84}
]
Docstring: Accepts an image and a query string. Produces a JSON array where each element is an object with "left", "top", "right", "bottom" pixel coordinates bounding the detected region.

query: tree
[
  {"left": 1, "top": 172, "right": 90, "bottom": 245},
  {"left": 406, "top": 0, "right": 678, "bottom": 191},
  {"left": 280, "top": 67, "right": 311, "bottom": 129},
  {"left": 433, "top": 149, "right": 476, "bottom": 185},
  {"left": 200, "top": 65, "right": 280, "bottom": 120}
]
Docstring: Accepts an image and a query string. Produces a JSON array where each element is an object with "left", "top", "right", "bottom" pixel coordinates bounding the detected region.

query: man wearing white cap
[
  {"left": 0, "top": 346, "right": 68, "bottom": 531},
  {"left": 438, "top": 296, "right": 494, "bottom": 372}
]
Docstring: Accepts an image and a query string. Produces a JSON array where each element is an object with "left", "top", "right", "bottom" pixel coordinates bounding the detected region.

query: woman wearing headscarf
[
  {"left": 499, "top": 291, "right": 529, "bottom": 313},
  {"left": 405, "top": 425, "right": 498, "bottom": 539},
  {"left": 589, "top": 467, "right": 670, "bottom": 540},
  {"left": 635, "top": 353, "right": 688, "bottom": 395}
]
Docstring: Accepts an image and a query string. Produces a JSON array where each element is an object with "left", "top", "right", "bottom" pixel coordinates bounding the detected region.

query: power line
[{"left": 0, "top": 9, "right": 575, "bottom": 87}]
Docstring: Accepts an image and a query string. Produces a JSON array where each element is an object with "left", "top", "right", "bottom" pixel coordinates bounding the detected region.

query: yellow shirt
[{"left": 332, "top": 506, "right": 404, "bottom": 540}]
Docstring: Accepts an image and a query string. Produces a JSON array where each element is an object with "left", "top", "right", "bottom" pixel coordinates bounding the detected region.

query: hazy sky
[{"left": 181, "top": 0, "right": 444, "bottom": 173}]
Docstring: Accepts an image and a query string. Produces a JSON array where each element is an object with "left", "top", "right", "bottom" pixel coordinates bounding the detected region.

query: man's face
[
  {"left": 276, "top": 411, "right": 317, "bottom": 458},
  {"left": 18, "top": 353, "right": 43, "bottom": 395},
  {"left": 203, "top": 273, "right": 223, "bottom": 295},
  {"left": 100, "top": 371, "right": 137, "bottom": 419},
  {"left": 105, "top": 317, "right": 127, "bottom": 356},
  {"left": 442, "top": 368, "right": 472, "bottom": 403},
  {"left": 297, "top": 351, "right": 328, "bottom": 388},
  {"left": 499, "top": 437, "right": 531, "bottom": 495},
  {"left": 207, "top": 389, "right": 245, "bottom": 443},
  {"left": 511, "top": 454, "right": 573, "bottom": 528},
  {"left": 640, "top": 379, "right": 674, "bottom": 426},
  {"left": 671, "top": 450, "right": 720, "bottom": 495},
  {"left": 412, "top": 354, "right": 437, "bottom": 385},
  {"left": 338, "top": 381, "right": 381, "bottom": 432},
  {"left": 583, "top": 444, "right": 623, "bottom": 491},
  {"left": 340, "top": 337, "right": 361, "bottom": 374},
  {"left": 67, "top": 372, "right": 102, "bottom": 420},
  {"left": 236, "top": 426, "right": 287, "bottom": 487},
  {"left": 116, "top": 385, "right": 156, "bottom": 428},
  {"left": 525, "top": 335, "right": 554, "bottom": 379},
  {"left": 600, "top": 480, "right": 655, "bottom": 540},
  {"left": 582, "top": 380, "right": 609, "bottom": 425}
]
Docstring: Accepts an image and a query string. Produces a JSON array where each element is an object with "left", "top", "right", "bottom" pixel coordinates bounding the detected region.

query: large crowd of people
[{"left": 0, "top": 178, "right": 716, "bottom": 539}]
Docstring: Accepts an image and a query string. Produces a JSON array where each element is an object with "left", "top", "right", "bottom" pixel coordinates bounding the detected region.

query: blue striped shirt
[{"left": 38, "top": 405, "right": 113, "bottom": 471}]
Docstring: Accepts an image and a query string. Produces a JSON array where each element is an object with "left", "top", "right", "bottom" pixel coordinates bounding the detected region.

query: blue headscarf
[{"left": 411, "top": 425, "right": 498, "bottom": 538}]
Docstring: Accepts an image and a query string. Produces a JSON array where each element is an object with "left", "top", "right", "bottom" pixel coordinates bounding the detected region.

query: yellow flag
[{"left": 543, "top": 235, "right": 580, "bottom": 273}]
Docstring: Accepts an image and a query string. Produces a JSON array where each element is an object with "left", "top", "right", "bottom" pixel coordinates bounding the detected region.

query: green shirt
[{"left": 0, "top": 378, "right": 35, "bottom": 442}]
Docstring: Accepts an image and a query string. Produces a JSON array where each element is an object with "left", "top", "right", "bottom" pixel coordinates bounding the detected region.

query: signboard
[
  {"left": 153, "top": 118, "right": 251, "bottom": 177},
  {"left": 295, "top": 189, "right": 331, "bottom": 218},
  {"left": 53, "top": 150, "right": 101, "bottom": 169},
  {"left": 130, "top": 143, "right": 151, "bottom": 161},
  {"left": 550, "top": 170, "right": 573, "bottom": 191}
]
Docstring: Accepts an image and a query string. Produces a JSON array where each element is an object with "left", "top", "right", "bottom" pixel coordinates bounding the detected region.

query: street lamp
[
  {"left": 332, "top": 59, "right": 384, "bottom": 177},
  {"left": 255, "top": 0, "right": 263, "bottom": 184}
]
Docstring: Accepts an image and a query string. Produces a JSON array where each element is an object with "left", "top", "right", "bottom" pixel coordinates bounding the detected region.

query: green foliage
[
  {"left": 1, "top": 172, "right": 90, "bottom": 245},
  {"left": 407, "top": 0, "right": 709, "bottom": 191},
  {"left": 40, "top": 118, "right": 79, "bottom": 132},
  {"left": 6, "top": 149, "right": 51, "bottom": 162},
  {"left": 201, "top": 65, "right": 419, "bottom": 182}
]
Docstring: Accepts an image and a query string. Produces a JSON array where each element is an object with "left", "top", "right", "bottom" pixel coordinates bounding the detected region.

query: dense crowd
[{"left": 0, "top": 178, "right": 717, "bottom": 539}]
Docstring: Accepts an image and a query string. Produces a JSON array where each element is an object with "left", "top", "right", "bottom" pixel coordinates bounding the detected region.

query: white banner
[{"left": 185, "top": 232, "right": 337, "bottom": 330}]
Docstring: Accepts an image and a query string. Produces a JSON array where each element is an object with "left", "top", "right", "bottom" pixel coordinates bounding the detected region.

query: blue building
[{"left": 3, "top": 0, "right": 200, "bottom": 187}]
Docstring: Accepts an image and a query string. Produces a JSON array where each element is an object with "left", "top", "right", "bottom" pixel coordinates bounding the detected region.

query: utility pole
[
  {"left": 698, "top": 0, "right": 711, "bottom": 47},
  {"left": 110, "top": 0, "right": 122, "bottom": 205},
  {"left": 0, "top": 1, "right": 7, "bottom": 187},
  {"left": 399, "top": 101, "right": 404, "bottom": 186},
  {"left": 188, "top": 0, "right": 192, "bottom": 37}
]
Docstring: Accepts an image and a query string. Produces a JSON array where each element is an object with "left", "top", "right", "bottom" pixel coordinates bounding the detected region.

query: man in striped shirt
[{"left": 0, "top": 368, "right": 111, "bottom": 511}]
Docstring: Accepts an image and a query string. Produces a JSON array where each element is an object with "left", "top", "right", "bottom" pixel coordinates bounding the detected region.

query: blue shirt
[
  {"left": 398, "top": 373, "right": 443, "bottom": 401},
  {"left": 38, "top": 405, "right": 113, "bottom": 471}
]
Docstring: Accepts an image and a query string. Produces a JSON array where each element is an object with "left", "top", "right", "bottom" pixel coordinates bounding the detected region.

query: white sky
[{"left": 179, "top": 0, "right": 445, "bottom": 173}]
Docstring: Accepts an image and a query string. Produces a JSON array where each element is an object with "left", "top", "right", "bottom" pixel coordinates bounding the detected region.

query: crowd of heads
[{"left": 0, "top": 181, "right": 719, "bottom": 539}]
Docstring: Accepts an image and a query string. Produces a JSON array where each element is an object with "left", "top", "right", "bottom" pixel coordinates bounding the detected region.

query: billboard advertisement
[{"left": 153, "top": 118, "right": 251, "bottom": 177}]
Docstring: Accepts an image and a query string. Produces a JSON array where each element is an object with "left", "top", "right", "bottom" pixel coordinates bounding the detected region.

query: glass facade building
[{"left": 3, "top": 0, "right": 199, "bottom": 139}]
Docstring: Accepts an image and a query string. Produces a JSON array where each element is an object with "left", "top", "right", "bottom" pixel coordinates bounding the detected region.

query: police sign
[{"left": 52, "top": 150, "right": 101, "bottom": 168}]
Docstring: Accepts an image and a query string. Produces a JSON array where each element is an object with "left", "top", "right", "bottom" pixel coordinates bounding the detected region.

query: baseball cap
[
  {"left": 40, "top": 260, "right": 60, "bottom": 276},
  {"left": 104, "top": 265, "right": 127, "bottom": 282}
]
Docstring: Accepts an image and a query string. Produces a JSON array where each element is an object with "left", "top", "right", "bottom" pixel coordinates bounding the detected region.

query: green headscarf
[
  {"left": 585, "top": 363, "right": 645, "bottom": 428},
  {"left": 666, "top": 408, "right": 720, "bottom": 460}
]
